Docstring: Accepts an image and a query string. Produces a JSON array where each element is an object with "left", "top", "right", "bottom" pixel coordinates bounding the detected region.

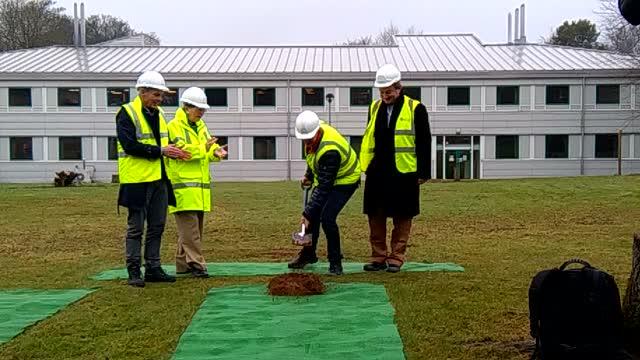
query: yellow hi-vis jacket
[
  {"left": 117, "top": 96, "right": 169, "bottom": 184},
  {"left": 360, "top": 95, "right": 420, "bottom": 173},
  {"left": 165, "top": 108, "right": 221, "bottom": 214},
  {"left": 306, "top": 121, "right": 361, "bottom": 186}
]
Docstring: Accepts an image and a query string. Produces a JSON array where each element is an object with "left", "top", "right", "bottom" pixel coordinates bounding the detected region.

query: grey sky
[{"left": 56, "top": 0, "right": 604, "bottom": 46}]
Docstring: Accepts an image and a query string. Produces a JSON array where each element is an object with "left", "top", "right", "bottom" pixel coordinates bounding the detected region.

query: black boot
[
  {"left": 328, "top": 261, "right": 343, "bottom": 276},
  {"left": 127, "top": 265, "right": 145, "bottom": 287},
  {"left": 144, "top": 266, "right": 176, "bottom": 283},
  {"left": 363, "top": 262, "right": 387, "bottom": 272},
  {"left": 287, "top": 250, "right": 318, "bottom": 269}
]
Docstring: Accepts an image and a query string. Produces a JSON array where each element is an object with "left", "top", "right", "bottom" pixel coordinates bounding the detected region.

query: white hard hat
[
  {"left": 180, "top": 87, "right": 210, "bottom": 109},
  {"left": 374, "top": 64, "right": 401, "bottom": 88},
  {"left": 295, "top": 110, "right": 320, "bottom": 140},
  {"left": 135, "top": 70, "right": 170, "bottom": 92}
]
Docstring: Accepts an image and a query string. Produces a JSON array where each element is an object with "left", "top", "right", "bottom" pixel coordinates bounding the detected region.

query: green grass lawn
[{"left": 0, "top": 176, "right": 638, "bottom": 359}]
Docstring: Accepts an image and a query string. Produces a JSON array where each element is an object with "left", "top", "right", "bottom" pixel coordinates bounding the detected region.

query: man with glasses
[
  {"left": 360, "top": 64, "right": 432, "bottom": 273},
  {"left": 116, "top": 70, "right": 190, "bottom": 287},
  {"left": 165, "top": 87, "right": 228, "bottom": 278}
]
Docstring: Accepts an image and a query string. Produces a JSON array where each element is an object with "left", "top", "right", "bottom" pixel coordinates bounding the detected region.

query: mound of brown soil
[{"left": 267, "top": 273, "right": 326, "bottom": 296}]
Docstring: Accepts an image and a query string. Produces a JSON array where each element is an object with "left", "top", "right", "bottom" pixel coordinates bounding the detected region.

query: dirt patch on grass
[{"left": 267, "top": 273, "right": 326, "bottom": 296}]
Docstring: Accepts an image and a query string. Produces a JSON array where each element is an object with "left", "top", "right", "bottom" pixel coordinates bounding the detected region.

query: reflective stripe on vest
[
  {"left": 306, "top": 122, "right": 361, "bottom": 186},
  {"left": 360, "top": 95, "right": 420, "bottom": 174},
  {"left": 116, "top": 96, "right": 168, "bottom": 183}
]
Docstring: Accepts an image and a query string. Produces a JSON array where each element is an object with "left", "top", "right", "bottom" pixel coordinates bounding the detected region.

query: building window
[
  {"left": 108, "top": 136, "right": 118, "bottom": 160},
  {"left": 9, "top": 88, "right": 32, "bottom": 107},
  {"left": 447, "top": 87, "right": 470, "bottom": 106},
  {"left": 596, "top": 85, "right": 620, "bottom": 105},
  {"left": 302, "top": 87, "right": 324, "bottom": 106},
  {"left": 495, "top": 135, "right": 519, "bottom": 159},
  {"left": 59, "top": 137, "right": 82, "bottom": 160},
  {"left": 546, "top": 85, "right": 569, "bottom": 105},
  {"left": 10, "top": 137, "right": 32, "bottom": 160},
  {"left": 58, "top": 88, "right": 81, "bottom": 107},
  {"left": 254, "top": 136, "right": 276, "bottom": 159},
  {"left": 350, "top": 136, "right": 363, "bottom": 156},
  {"left": 595, "top": 134, "right": 618, "bottom": 158},
  {"left": 403, "top": 87, "right": 421, "bottom": 101},
  {"left": 497, "top": 86, "right": 519, "bottom": 105},
  {"left": 350, "top": 87, "right": 372, "bottom": 106},
  {"left": 107, "top": 88, "right": 130, "bottom": 107},
  {"left": 545, "top": 135, "right": 569, "bottom": 158},
  {"left": 162, "top": 88, "right": 179, "bottom": 107},
  {"left": 254, "top": 88, "right": 276, "bottom": 106},
  {"left": 205, "top": 88, "right": 227, "bottom": 107}
]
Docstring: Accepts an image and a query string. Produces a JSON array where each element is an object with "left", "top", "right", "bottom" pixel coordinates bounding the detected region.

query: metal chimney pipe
[
  {"left": 514, "top": 8, "right": 520, "bottom": 43},
  {"left": 508, "top": 13, "right": 513, "bottom": 44},
  {"left": 520, "top": 4, "right": 526, "bottom": 43},
  {"left": 80, "top": 2, "right": 86, "bottom": 47},
  {"left": 73, "top": 3, "right": 78, "bottom": 47}
]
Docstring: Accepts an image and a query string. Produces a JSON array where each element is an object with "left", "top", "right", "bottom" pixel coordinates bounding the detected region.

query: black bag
[{"left": 528, "top": 259, "right": 631, "bottom": 360}]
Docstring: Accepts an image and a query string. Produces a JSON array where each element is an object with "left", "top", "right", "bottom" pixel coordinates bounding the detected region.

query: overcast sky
[{"left": 54, "top": 0, "right": 604, "bottom": 46}]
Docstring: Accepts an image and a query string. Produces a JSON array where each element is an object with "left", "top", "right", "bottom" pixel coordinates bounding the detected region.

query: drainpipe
[
  {"left": 580, "top": 76, "right": 586, "bottom": 175},
  {"left": 286, "top": 79, "right": 292, "bottom": 181}
]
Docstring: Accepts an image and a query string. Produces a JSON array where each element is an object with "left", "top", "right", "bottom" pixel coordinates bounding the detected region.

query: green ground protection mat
[
  {"left": 173, "top": 283, "right": 405, "bottom": 360},
  {"left": 0, "top": 289, "right": 93, "bottom": 344},
  {"left": 92, "top": 262, "right": 464, "bottom": 280}
]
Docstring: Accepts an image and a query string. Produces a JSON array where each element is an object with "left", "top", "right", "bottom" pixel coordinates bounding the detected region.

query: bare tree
[
  {"left": 0, "top": 0, "right": 72, "bottom": 51},
  {"left": 342, "top": 23, "right": 422, "bottom": 46},
  {"left": 85, "top": 14, "right": 132, "bottom": 45},
  {"left": 0, "top": 0, "right": 160, "bottom": 51},
  {"left": 86, "top": 15, "right": 160, "bottom": 45}
]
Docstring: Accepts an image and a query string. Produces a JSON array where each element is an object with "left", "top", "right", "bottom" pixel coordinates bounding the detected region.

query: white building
[{"left": 0, "top": 33, "right": 638, "bottom": 182}]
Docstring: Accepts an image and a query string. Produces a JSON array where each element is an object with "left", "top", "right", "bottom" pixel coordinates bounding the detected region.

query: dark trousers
[
  {"left": 125, "top": 180, "right": 168, "bottom": 269},
  {"left": 304, "top": 185, "right": 357, "bottom": 263}
]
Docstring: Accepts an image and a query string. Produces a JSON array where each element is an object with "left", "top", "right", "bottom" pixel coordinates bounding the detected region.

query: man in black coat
[
  {"left": 360, "top": 64, "right": 431, "bottom": 273},
  {"left": 116, "top": 71, "right": 190, "bottom": 287}
]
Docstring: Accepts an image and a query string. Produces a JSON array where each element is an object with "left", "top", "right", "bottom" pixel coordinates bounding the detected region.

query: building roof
[
  {"left": 0, "top": 34, "right": 636, "bottom": 77},
  {"left": 95, "top": 34, "right": 160, "bottom": 47}
]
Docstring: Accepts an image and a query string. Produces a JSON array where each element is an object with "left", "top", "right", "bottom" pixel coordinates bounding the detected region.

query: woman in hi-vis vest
[{"left": 165, "top": 87, "right": 227, "bottom": 278}]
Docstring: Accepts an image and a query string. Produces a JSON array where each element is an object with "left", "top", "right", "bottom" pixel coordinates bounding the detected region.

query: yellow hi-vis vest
[
  {"left": 360, "top": 95, "right": 419, "bottom": 173},
  {"left": 165, "top": 108, "right": 221, "bottom": 214},
  {"left": 117, "top": 96, "right": 169, "bottom": 184},
  {"left": 306, "top": 122, "right": 361, "bottom": 186}
]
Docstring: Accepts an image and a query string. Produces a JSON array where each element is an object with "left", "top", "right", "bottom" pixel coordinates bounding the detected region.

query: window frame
[
  {"left": 8, "top": 88, "right": 32, "bottom": 107},
  {"left": 496, "top": 86, "right": 519, "bottom": 106},
  {"left": 204, "top": 88, "right": 228, "bottom": 107},
  {"left": 253, "top": 88, "right": 276, "bottom": 107},
  {"left": 545, "top": 135, "right": 569, "bottom": 159},
  {"left": 106, "top": 88, "right": 130, "bottom": 107},
  {"left": 301, "top": 87, "right": 324, "bottom": 106},
  {"left": 350, "top": 87, "right": 372, "bottom": 106},
  {"left": 59, "top": 136, "right": 83, "bottom": 160},
  {"left": 57, "top": 87, "right": 82, "bottom": 107},
  {"left": 253, "top": 136, "right": 276, "bottom": 160},
  {"left": 495, "top": 135, "right": 519, "bottom": 159},
  {"left": 545, "top": 85, "right": 570, "bottom": 105},
  {"left": 447, "top": 86, "right": 470, "bottom": 106},
  {"left": 403, "top": 87, "right": 421, "bottom": 101},
  {"left": 10, "top": 137, "right": 33, "bottom": 160},
  {"left": 596, "top": 85, "right": 620, "bottom": 105}
]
